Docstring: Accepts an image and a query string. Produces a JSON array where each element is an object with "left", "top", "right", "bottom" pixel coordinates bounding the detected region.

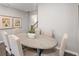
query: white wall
[
  {"left": 38, "top": 3, "right": 79, "bottom": 54},
  {"left": 0, "top": 5, "right": 29, "bottom": 41},
  {"left": 78, "top": 5, "right": 79, "bottom": 55}
]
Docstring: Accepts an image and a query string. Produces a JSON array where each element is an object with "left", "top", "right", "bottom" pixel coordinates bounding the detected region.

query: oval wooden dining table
[{"left": 16, "top": 33, "right": 58, "bottom": 56}]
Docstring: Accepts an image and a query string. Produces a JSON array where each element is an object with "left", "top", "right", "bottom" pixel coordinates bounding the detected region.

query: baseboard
[
  {"left": 56, "top": 47, "right": 78, "bottom": 56},
  {"left": 65, "top": 50, "right": 78, "bottom": 56}
]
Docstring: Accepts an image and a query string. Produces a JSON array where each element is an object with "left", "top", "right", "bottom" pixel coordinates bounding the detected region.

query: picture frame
[
  {"left": 13, "top": 17, "right": 21, "bottom": 28},
  {"left": 0, "top": 16, "right": 12, "bottom": 29}
]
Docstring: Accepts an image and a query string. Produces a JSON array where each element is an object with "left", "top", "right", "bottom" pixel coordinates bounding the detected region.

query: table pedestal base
[{"left": 37, "top": 49, "right": 43, "bottom": 56}]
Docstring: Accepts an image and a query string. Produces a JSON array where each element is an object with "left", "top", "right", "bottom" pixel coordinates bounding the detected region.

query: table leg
[{"left": 37, "top": 49, "right": 43, "bottom": 56}]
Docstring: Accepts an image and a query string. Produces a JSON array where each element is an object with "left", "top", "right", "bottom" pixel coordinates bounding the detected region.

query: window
[{"left": 31, "top": 15, "right": 37, "bottom": 25}]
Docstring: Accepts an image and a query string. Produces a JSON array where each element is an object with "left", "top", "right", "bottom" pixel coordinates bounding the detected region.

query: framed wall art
[
  {"left": 0, "top": 16, "right": 12, "bottom": 29},
  {"left": 13, "top": 17, "right": 21, "bottom": 28}
]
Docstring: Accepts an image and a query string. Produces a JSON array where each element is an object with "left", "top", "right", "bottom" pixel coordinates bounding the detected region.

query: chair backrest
[
  {"left": 0, "top": 31, "right": 11, "bottom": 55},
  {"left": 41, "top": 30, "right": 54, "bottom": 38},
  {"left": 8, "top": 35, "right": 23, "bottom": 56},
  {"left": 35, "top": 28, "right": 41, "bottom": 35},
  {"left": 13, "top": 28, "right": 22, "bottom": 34},
  {"left": 59, "top": 33, "right": 68, "bottom": 56}
]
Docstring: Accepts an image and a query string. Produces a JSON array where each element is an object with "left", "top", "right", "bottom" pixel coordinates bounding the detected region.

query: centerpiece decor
[{"left": 27, "top": 25, "right": 36, "bottom": 39}]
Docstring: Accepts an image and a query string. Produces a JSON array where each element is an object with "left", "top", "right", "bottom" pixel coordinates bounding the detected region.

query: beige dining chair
[
  {"left": 13, "top": 28, "right": 22, "bottom": 34},
  {"left": 8, "top": 34, "right": 37, "bottom": 56},
  {"left": 0, "top": 31, "right": 11, "bottom": 55},
  {"left": 41, "top": 33, "right": 68, "bottom": 56},
  {"left": 59, "top": 33, "right": 68, "bottom": 56},
  {"left": 8, "top": 34, "right": 23, "bottom": 56},
  {"left": 35, "top": 28, "right": 41, "bottom": 35},
  {"left": 0, "top": 41, "right": 6, "bottom": 56},
  {"left": 41, "top": 30, "right": 55, "bottom": 38}
]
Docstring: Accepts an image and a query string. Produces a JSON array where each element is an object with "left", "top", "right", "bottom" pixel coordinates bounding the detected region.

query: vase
[{"left": 27, "top": 33, "right": 36, "bottom": 39}]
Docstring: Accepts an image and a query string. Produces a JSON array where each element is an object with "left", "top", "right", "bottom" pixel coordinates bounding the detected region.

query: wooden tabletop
[{"left": 16, "top": 33, "right": 57, "bottom": 49}]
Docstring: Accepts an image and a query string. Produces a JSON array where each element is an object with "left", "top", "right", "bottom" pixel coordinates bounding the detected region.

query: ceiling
[{"left": 0, "top": 3, "right": 38, "bottom": 12}]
